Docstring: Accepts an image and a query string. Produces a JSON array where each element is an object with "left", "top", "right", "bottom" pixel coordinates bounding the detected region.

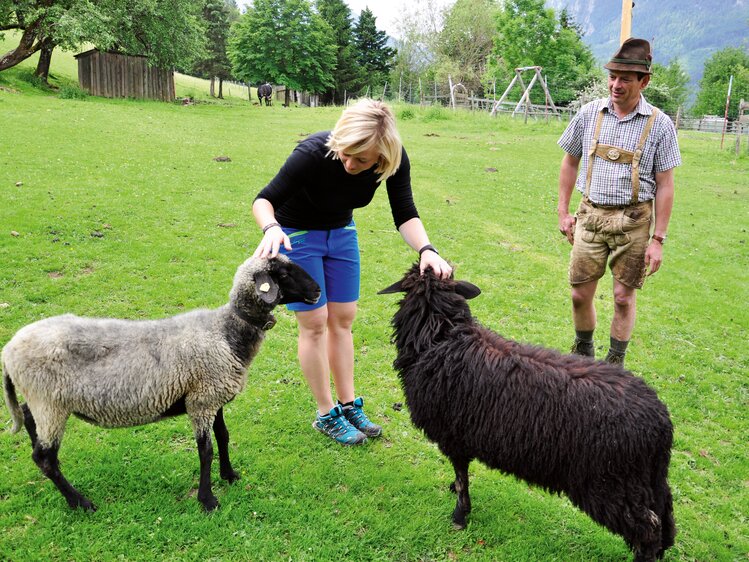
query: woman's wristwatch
[{"left": 418, "top": 244, "right": 439, "bottom": 256}]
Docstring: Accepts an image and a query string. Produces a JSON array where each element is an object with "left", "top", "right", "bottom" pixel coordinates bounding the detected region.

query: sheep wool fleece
[{"left": 2, "top": 255, "right": 321, "bottom": 512}]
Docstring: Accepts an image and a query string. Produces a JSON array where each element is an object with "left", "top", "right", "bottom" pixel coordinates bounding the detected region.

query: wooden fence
[{"left": 75, "top": 49, "right": 175, "bottom": 102}]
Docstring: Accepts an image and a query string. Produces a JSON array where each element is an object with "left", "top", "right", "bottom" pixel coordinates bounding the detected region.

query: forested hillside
[{"left": 547, "top": 0, "right": 749, "bottom": 90}]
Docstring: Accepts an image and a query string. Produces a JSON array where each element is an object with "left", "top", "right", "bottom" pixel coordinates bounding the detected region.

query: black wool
[{"left": 380, "top": 264, "right": 675, "bottom": 562}]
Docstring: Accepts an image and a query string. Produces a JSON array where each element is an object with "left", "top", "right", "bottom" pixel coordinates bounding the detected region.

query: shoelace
[
  {"left": 347, "top": 408, "right": 369, "bottom": 427},
  {"left": 326, "top": 416, "right": 353, "bottom": 437}
]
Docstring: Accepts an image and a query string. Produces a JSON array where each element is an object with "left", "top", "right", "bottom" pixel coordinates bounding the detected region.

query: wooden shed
[{"left": 75, "top": 49, "right": 175, "bottom": 102}]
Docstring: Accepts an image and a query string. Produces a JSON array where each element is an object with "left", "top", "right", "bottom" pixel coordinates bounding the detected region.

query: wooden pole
[
  {"left": 720, "top": 75, "right": 734, "bottom": 149},
  {"left": 735, "top": 124, "right": 741, "bottom": 156},
  {"left": 620, "top": 0, "right": 633, "bottom": 44}
]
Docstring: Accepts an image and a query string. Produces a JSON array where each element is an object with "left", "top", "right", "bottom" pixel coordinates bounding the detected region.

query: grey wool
[{"left": 2, "top": 254, "right": 320, "bottom": 512}]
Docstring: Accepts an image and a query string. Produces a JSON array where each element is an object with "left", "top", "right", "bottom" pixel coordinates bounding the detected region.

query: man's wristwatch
[{"left": 651, "top": 234, "right": 666, "bottom": 244}]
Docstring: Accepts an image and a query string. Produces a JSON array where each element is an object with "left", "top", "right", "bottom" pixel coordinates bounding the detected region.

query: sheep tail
[{"left": 3, "top": 361, "right": 23, "bottom": 434}]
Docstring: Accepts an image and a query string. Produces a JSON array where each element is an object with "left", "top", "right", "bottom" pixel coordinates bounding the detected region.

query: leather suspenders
[{"left": 585, "top": 107, "right": 659, "bottom": 204}]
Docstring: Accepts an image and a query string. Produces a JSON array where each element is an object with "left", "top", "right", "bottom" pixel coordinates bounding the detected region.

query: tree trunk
[
  {"left": 210, "top": 77, "right": 215, "bottom": 97},
  {"left": 35, "top": 40, "right": 55, "bottom": 85},
  {"left": 284, "top": 88, "right": 290, "bottom": 107},
  {"left": 218, "top": 77, "right": 223, "bottom": 99},
  {"left": 0, "top": 23, "right": 44, "bottom": 71}
]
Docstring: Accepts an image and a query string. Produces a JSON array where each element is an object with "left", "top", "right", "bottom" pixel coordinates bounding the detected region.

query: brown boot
[
  {"left": 571, "top": 338, "right": 595, "bottom": 357},
  {"left": 605, "top": 350, "right": 625, "bottom": 365}
]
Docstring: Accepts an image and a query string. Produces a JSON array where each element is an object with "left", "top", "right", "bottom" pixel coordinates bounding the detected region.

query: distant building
[{"left": 75, "top": 49, "right": 175, "bottom": 102}]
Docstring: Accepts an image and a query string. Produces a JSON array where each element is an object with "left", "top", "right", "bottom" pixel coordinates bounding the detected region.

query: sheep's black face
[
  {"left": 379, "top": 263, "right": 481, "bottom": 354},
  {"left": 379, "top": 263, "right": 481, "bottom": 302},
  {"left": 269, "top": 259, "right": 321, "bottom": 305}
]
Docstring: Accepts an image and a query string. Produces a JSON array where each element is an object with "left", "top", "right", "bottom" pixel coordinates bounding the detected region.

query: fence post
[
  {"left": 720, "top": 75, "right": 734, "bottom": 149},
  {"left": 736, "top": 123, "right": 741, "bottom": 156}
]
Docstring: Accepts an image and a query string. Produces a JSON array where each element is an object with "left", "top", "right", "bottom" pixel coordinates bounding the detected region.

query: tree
[
  {"left": 0, "top": 0, "right": 206, "bottom": 83},
  {"left": 489, "top": 0, "right": 596, "bottom": 106},
  {"left": 191, "top": 0, "right": 239, "bottom": 98},
  {"left": 229, "top": 0, "right": 336, "bottom": 106},
  {"left": 316, "top": 0, "right": 361, "bottom": 104},
  {"left": 353, "top": 7, "right": 395, "bottom": 97},
  {"left": 646, "top": 60, "right": 690, "bottom": 115},
  {"left": 432, "top": 0, "right": 499, "bottom": 95},
  {"left": 692, "top": 47, "right": 749, "bottom": 119}
]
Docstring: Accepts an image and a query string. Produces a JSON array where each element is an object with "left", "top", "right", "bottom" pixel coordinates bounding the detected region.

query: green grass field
[{"left": 1, "top": 43, "right": 748, "bottom": 561}]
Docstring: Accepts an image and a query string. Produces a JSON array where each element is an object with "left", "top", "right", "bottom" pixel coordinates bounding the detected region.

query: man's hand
[{"left": 558, "top": 213, "right": 576, "bottom": 245}]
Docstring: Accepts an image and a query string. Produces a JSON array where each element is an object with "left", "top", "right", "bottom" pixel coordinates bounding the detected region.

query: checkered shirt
[{"left": 558, "top": 96, "right": 682, "bottom": 206}]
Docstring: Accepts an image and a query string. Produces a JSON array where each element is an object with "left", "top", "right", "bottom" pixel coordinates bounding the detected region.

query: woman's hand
[
  {"left": 420, "top": 250, "right": 453, "bottom": 279},
  {"left": 253, "top": 225, "right": 291, "bottom": 258}
]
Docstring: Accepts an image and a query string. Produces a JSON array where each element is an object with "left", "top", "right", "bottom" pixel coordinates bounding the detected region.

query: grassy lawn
[{"left": 1, "top": 45, "right": 748, "bottom": 561}]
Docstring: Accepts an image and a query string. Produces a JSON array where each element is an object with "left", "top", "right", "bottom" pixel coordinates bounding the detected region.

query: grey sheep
[
  {"left": 379, "top": 264, "right": 674, "bottom": 562},
  {"left": 3, "top": 255, "right": 320, "bottom": 512}
]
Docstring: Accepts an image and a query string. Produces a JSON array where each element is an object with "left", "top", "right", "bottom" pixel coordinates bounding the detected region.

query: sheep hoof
[
  {"left": 201, "top": 496, "right": 219, "bottom": 512},
  {"left": 451, "top": 508, "right": 467, "bottom": 530},
  {"left": 222, "top": 469, "right": 241, "bottom": 484},
  {"left": 70, "top": 497, "right": 97, "bottom": 512}
]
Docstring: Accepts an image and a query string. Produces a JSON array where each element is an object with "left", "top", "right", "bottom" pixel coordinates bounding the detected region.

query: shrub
[
  {"left": 58, "top": 84, "right": 90, "bottom": 100},
  {"left": 423, "top": 106, "right": 449, "bottom": 121}
]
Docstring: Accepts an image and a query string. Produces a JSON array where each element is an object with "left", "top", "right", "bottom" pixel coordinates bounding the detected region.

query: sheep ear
[
  {"left": 378, "top": 279, "right": 406, "bottom": 294},
  {"left": 254, "top": 271, "right": 280, "bottom": 304},
  {"left": 455, "top": 281, "right": 481, "bottom": 300}
]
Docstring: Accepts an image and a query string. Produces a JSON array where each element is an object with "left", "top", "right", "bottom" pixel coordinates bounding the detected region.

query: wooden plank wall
[{"left": 77, "top": 51, "right": 175, "bottom": 102}]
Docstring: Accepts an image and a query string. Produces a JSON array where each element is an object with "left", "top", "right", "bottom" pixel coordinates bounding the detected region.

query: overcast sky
[{"left": 236, "top": 0, "right": 456, "bottom": 40}]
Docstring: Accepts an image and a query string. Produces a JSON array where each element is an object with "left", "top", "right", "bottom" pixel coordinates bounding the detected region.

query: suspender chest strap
[{"left": 584, "top": 107, "right": 659, "bottom": 204}]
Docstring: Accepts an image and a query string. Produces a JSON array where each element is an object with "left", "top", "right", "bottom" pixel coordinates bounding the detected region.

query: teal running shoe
[
  {"left": 313, "top": 405, "right": 367, "bottom": 446},
  {"left": 342, "top": 397, "right": 382, "bottom": 438}
]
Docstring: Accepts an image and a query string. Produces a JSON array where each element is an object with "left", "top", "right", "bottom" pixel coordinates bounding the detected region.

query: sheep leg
[
  {"left": 32, "top": 442, "right": 96, "bottom": 511},
  {"left": 212, "top": 408, "right": 240, "bottom": 483},
  {"left": 658, "top": 486, "right": 676, "bottom": 558},
  {"left": 450, "top": 456, "right": 472, "bottom": 529},
  {"left": 195, "top": 429, "right": 219, "bottom": 511},
  {"left": 21, "top": 404, "right": 38, "bottom": 448}
]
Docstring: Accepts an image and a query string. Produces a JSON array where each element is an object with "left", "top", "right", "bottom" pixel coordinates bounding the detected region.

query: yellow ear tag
[{"left": 259, "top": 282, "right": 271, "bottom": 293}]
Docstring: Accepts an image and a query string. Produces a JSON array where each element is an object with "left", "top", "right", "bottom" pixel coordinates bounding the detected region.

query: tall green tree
[
  {"left": 646, "top": 60, "right": 690, "bottom": 115},
  {"left": 353, "top": 7, "right": 395, "bottom": 97},
  {"left": 316, "top": 0, "right": 361, "bottom": 104},
  {"left": 229, "top": 0, "right": 336, "bottom": 106},
  {"left": 433, "top": 0, "right": 500, "bottom": 95},
  {"left": 0, "top": 0, "right": 206, "bottom": 82},
  {"left": 490, "top": 0, "right": 595, "bottom": 106},
  {"left": 692, "top": 47, "right": 749, "bottom": 119},
  {"left": 191, "top": 0, "right": 239, "bottom": 98}
]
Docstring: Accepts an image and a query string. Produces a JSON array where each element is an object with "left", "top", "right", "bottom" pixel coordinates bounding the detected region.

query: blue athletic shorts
[{"left": 279, "top": 221, "right": 360, "bottom": 311}]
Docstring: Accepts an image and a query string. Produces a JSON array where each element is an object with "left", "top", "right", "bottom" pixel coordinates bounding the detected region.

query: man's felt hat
[{"left": 604, "top": 38, "right": 653, "bottom": 75}]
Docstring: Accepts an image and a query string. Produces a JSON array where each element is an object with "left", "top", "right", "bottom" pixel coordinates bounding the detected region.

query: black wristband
[
  {"left": 418, "top": 244, "right": 438, "bottom": 256},
  {"left": 262, "top": 222, "right": 281, "bottom": 234}
]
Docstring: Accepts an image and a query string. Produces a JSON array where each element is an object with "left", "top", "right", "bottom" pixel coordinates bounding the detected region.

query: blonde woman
[{"left": 253, "top": 99, "right": 452, "bottom": 445}]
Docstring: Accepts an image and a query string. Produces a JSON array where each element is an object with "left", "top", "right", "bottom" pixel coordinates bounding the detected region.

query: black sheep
[{"left": 379, "top": 264, "right": 675, "bottom": 562}]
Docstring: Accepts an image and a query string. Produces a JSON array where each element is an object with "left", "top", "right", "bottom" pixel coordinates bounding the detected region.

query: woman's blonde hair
[{"left": 326, "top": 99, "right": 403, "bottom": 180}]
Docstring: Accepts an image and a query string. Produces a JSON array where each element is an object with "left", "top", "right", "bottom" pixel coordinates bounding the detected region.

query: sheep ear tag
[
  {"left": 455, "top": 281, "right": 481, "bottom": 300},
  {"left": 254, "top": 271, "right": 279, "bottom": 304},
  {"left": 378, "top": 279, "right": 406, "bottom": 295}
]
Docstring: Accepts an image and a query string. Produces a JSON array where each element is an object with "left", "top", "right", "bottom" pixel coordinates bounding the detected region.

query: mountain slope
[{"left": 547, "top": 0, "right": 749, "bottom": 91}]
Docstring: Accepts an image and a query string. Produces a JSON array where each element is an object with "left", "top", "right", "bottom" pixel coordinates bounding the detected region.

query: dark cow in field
[{"left": 258, "top": 83, "right": 272, "bottom": 106}]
